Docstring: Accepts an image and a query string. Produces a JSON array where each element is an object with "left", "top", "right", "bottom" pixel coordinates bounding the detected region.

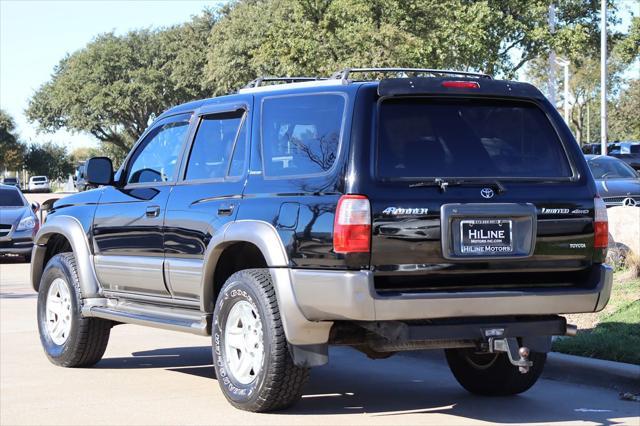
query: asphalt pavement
[{"left": 1, "top": 260, "right": 639, "bottom": 425}]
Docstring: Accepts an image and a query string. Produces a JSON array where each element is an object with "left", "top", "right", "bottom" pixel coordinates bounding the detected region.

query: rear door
[
  {"left": 357, "top": 94, "right": 597, "bottom": 293},
  {"left": 93, "top": 113, "right": 192, "bottom": 297},
  {"left": 163, "top": 100, "right": 251, "bottom": 301}
]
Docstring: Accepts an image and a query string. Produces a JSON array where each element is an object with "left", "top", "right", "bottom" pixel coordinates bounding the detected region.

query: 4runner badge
[{"left": 382, "top": 207, "right": 429, "bottom": 216}]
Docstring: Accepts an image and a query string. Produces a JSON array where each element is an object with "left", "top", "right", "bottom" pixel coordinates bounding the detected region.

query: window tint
[
  {"left": 377, "top": 98, "right": 572, "bottom": 179},
  {"left": 185, "top": 112, "right": 244, "bottom": 180},
  {"left": 262, "top": 94, "right": 344, "bottom": 177},
  {"left": 0, "top": 188, "right": 24, "bottom": 207},
  {"left": 127, "top": 119, "right": 189, "bottom": 184}
]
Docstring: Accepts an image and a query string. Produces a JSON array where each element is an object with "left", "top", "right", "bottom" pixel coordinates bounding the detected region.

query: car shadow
[{"left": 97, "top": 346, "right": 633, "bottom": 424}]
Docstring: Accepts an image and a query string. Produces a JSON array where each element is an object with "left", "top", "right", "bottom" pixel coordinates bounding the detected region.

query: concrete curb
[
  {"left": 547, "top": 352, "right": 639, "bottom": 380},
  {"left": 544, "top": 352, "right": 640, "bottom": 392},
  {"left": 401, "top": 349, "right": 640, "bottom": 392}
]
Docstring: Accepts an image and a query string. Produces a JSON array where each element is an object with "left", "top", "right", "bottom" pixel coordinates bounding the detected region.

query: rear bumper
[{"left": 290, "top": 264, "right": 613, "bottom": 322}]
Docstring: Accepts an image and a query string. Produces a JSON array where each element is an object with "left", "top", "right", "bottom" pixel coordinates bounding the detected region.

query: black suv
[{"left": 31, "top": 68, "right": 612, "bottom": 412}]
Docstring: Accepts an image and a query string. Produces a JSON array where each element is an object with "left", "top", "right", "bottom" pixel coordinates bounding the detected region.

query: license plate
[{"left": 460, "top": 219, "right": 513, "bottom": 255}]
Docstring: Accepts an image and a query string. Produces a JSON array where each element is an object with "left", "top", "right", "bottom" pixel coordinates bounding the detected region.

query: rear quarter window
[
  {"left": 377, "top": 98, "right": 573, "bottom": 179},
  {"left": 261, "top": 93, "right": 346, "bottom": 178}
]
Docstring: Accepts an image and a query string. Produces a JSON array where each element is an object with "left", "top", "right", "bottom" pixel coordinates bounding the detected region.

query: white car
[{"left": 28, "top": 176, "right": 50, "bottom": 193}]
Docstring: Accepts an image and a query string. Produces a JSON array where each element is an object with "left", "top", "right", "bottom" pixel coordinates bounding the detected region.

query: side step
[{"left": 82, "top": 299, "right": 211, "bottom": 336}]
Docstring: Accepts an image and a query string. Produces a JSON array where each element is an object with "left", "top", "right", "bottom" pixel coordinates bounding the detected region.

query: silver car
[{"left": 0, "top": 185, "right": 39, "bottom": 261}]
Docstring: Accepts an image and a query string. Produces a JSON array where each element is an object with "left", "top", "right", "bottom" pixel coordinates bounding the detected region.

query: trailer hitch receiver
[{"left": 489, "top": 337, "right": 533, "bottom": 373}]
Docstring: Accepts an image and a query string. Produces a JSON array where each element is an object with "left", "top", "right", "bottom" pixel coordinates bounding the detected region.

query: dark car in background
[
  {"left": 586, "top": 155, "right": 640, "bottom": 207},
  {"left": 582, "top": 142, "right": 640, "bottom": 171},
  {"left": 0, "top": 185, "right": 40, "bottom": 261},
  {"left": 609, "top": 142, "right": 640, "bottom": 171},
  {"left": 1, "top": 176, "right": 20, "bottom": 189}
]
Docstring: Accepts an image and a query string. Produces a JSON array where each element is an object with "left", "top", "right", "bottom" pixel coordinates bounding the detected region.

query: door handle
[
  {"left": 217, "top": 204, "right": 235, "bottom": 216},
  {"left": 146, "top": 205, "right": 161, "bottom": 218}
]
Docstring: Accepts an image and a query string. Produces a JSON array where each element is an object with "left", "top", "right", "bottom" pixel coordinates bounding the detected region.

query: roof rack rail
[
  {"left": 330, "top": 68, "right": 492, "bottom": 81},
  {"left": 243, "top": 76, "right": 323, "bottom": 89}
]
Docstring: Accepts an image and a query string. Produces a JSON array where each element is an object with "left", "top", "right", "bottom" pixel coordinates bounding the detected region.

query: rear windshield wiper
[{"left": 409, "top": 178, "right": 506, "bottom": 193}]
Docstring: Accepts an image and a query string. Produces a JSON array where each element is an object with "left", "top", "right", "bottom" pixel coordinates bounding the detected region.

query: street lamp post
[{"left": 600, "top": 0, "right": 608, "bottom": 155}]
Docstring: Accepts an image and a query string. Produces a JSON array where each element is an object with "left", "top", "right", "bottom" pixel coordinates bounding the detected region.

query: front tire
[
  {"left": 212, "top": 269, "right": 309, "bottom": 412},
  {"left": 445, "top": 348, "right": 546, "bottom": 396},
  {"left": 37, "top": 253, "right": 112, "bottom": 367}
]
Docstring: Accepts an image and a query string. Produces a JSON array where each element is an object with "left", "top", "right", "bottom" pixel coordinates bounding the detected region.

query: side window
[
  {"left": 261, "top": 94, "right": 345, "bottom": 177},
  {"left": 127, "top": 119, "right": 190, "bottom": 184},
  {"left": 185, "top": 112, "right": 244, "bottom": 181}
]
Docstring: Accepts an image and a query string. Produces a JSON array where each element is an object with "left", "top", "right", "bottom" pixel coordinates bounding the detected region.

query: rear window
[
  {"left": 261, "top": 94, "right": 345, "bottom": 178},
  {"left": 0, "top": 188, "right": 24, "bottom": 207},
  {"left": 377, "top": 98, "right": 572, "bottom": 179},
  {"left": 3, "top": 178, "right": 17, "bottom": 184},
  {"left": 32, "top": 177, "right": 47, "bottom": 182}
]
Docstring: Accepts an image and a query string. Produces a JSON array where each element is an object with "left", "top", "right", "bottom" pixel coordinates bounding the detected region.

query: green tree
[
  {"left": 26, "top": 11, "right": 215, "bottom": 159},
  {"left": 205, "top": 0, "right": 620, "bottom": 94},
  {"left": 609, "top": 79, "right": 640, "bottom": 141},
  {"left": 0, "top": 109, "right": 26, "bottom": 172},
  {"left": 69, "top": 146, "right": 101, "bottom": 165},
  {"left": 24, "top": 142, "right": 74, "bottom": 180}
]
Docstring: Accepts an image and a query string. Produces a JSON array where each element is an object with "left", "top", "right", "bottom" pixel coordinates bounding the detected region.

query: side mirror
[
  {"left": 86, "top": 157, "right": 114, "bottom": 186},
  {"left": 31, "top": 202, "right": 40, "bottom": 213}
]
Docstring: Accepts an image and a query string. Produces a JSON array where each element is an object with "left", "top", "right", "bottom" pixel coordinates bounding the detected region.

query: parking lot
[{"left": 1, "top": 253, "right": 638, "bottom": 425}]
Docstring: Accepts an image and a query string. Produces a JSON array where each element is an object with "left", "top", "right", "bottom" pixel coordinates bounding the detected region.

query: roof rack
[
  {"left": 243, "top": 76, "right": 323, "bottom": 89},
  {"left": 330, "top": 68, "right": 492, "bottom": 81}
]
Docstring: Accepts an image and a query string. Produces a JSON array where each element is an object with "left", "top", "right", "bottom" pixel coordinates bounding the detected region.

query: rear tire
[
  {"left": 37, "top": 253, "right": 112, "bottom": 367},
  {"left": 212, "top": 269, "right": 309, "bottom": 412},
  {"left": 445, "top": 348, "right": 546, "bottom": 396}
]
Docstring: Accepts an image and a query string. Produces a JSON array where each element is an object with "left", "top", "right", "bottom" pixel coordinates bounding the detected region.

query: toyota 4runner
[{"left": 31, "top": 68, "right": 612, "bottom": 412}]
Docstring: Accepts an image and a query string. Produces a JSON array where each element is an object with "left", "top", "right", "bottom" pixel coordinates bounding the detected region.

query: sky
[
  {"left": 0, "top": 0, "right": 638, "bottom": 153},
  {"left": 0, "top": 0, "right": 223, "bottom": 150}
]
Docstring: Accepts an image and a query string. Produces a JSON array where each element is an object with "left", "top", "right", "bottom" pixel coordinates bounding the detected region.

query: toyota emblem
[
  {"left": 622, "top": 197, "right": 637, "bottom": 207},
  {"left": 480, "top": 188, "right": 495, "bottom": 199}
]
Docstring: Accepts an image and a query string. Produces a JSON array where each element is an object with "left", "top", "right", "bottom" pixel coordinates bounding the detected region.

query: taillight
[
  {"left": 333, "top": 195, "right": 371, "bottom": 253},
  {"left": 441, "top": 81, "right": 480, "bottom": 89},
  {"left": 594, "top": 197, "right": 608, "bottom": 249}
]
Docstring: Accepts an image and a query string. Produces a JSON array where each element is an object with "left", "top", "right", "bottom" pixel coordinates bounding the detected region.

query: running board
[{"left": 82, "top": 300, "right": 210, "bottom": 336}]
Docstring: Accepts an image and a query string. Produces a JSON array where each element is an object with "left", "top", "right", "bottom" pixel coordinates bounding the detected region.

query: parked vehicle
[
  {"left": 582, "top": 142, "right": 640, "bottom": 171},
  {"left": 31, "top": 69, "right": 612, "bottom": 412},
  {"left": 586, "top": 155, "right": 640, "bottom": 207},
  {"left": 1, "top": 176, "right": 20, "bottom": 188},
  {"left": 609, "top": 142, "right": 640, "bottom": 171},
  {"left": 28, "top": 176, "right": 51, "bottom": 193},
  {"left": 74, "top": 162, "right": 89, "bottom": 192},
  {"left": 0, "top": 184, "right": 39, "bottom": 261}
]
